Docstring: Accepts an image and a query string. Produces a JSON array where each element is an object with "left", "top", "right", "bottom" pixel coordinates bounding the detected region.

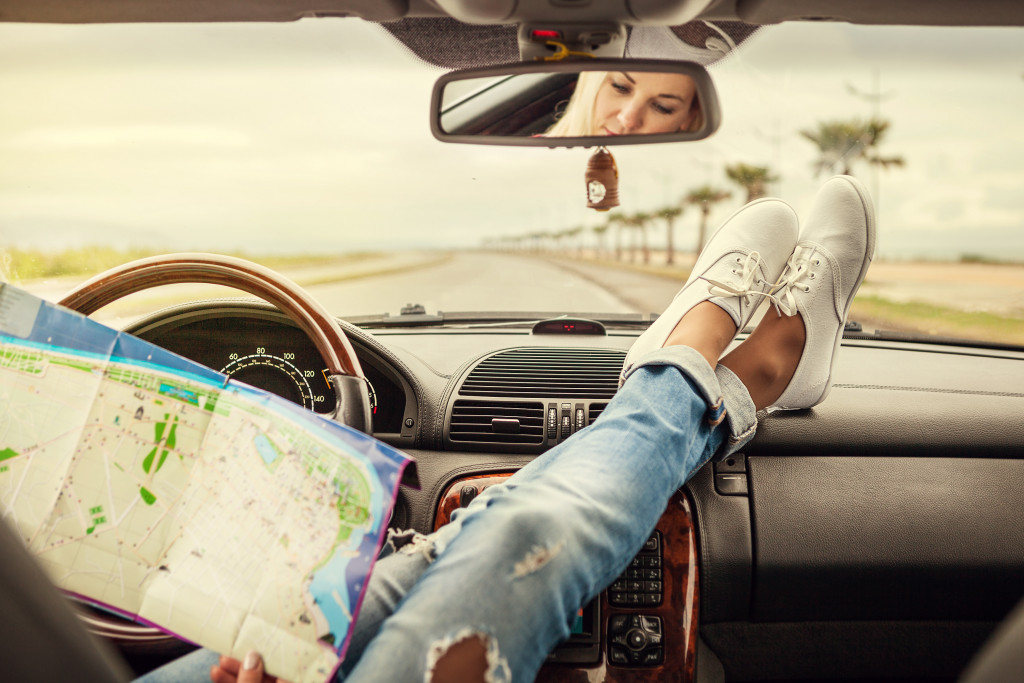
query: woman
[
  {"left": 545, "top": 70, "right": 703, "bottom": 137},
  {"left": 142, "top": 175, "right": 875, "bottom": 683}
]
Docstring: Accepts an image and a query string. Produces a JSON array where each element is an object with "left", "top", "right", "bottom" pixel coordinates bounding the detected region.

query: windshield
[{"left": 2, "top": 20, "right": 1023, "bottom": 343}]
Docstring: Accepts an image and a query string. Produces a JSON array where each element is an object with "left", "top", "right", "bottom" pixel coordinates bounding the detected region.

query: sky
[{"left": 1, "top": 18, "right": 1022, "bottom": 261}]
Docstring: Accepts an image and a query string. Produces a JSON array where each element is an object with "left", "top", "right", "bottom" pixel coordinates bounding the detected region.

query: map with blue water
[{"left": 0, "top": 284, "right": 415, "bottom": 683}]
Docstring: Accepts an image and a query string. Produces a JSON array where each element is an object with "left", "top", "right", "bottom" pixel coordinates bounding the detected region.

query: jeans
[{"left": 137, "top": 345, "right": 756, "bottom": 683}]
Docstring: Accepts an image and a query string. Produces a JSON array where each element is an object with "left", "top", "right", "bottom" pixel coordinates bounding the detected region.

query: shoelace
[
  {"left": 700, "top": 251, "right": 768, "bottom": 305},
  {"left": 767, "top": 246, "right": 820, "bottom": 316}
]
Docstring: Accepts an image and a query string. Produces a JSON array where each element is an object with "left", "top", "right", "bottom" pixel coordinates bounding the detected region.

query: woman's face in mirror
[{"left": 592, "top": 71, "right": 699, "bottom": 136}]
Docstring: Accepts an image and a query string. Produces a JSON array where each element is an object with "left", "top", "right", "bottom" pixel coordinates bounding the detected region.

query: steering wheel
[{"left": 58, "top": 252, "right": 373, "bottom": 433}]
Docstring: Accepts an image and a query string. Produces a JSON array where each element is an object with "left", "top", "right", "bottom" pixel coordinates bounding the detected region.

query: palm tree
[
  {"left": 606, "top": 212, "right": 628, "bottom": 261},
  {"left": 528, "top": 231, "right": 546, "bottom": 254},
  {"left": 591, "top": 223, "right": 609, "bottom": 259},
  {"left": 623, "top": 217, "right": 639, "bottom": 263},
  {"left": 565, "top": 226, "right": 585, "bottom": 257},
  {"left": 551, "top": 230, "right": 568, "bottom": 254},
  {"left": 725, "top": 163, "right": 779, "bottom": 203},
  {"left": 800, "top": 118, "right": 905, "bottom": 177},
  {"left": 629, "top": 212, "right": 652, "bottom": 264},
  {"left": 655, "top": 206, "right": 684, "bottom": 265},
  {"left": 685, "top": 186, "right": 732, "bottom": 252}
]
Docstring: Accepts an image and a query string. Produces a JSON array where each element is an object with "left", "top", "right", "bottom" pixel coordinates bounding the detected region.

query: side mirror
[{"left": 430, "top": 59, "right": 720, "bottom": 148}]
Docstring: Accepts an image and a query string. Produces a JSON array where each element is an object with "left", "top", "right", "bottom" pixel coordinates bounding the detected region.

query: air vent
[
  {"left": 588, "top": 402, "right": 608, "bottom": 425},
  {"left": 450, "top": 400, "right": 545, "bottom": 444},
  {"left": 459, "top": 348, "right": 625, "bottom": 398}
]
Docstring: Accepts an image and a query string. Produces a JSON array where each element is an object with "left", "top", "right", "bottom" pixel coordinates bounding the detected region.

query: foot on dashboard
[
  {"left": 621, "top": 197, "right": 799, "bottom": 381},
  {"left": 769, "top": 175, "right": 877, "bottom": 410}
]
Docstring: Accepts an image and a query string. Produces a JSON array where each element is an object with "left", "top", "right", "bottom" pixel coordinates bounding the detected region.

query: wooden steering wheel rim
[{"left": 58, "top": 252, "right": 364, "bottom": 378}]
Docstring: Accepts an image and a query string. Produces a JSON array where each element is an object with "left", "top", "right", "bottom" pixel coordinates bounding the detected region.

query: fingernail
[{"left": 243, "top": 650, "right": 261, "bottom": 671}]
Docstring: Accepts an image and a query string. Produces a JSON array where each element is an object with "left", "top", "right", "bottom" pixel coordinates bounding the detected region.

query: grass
[
  {"left": 2, "top": 247, "right": 450, "bottom": 325},
  {"left": 958, "top": 253, "right": 1023, "bottom": 266},
  {"left": 0, "top": 246, "right": 377, "bottom": 282},
  {"left": 850, "top": 295, "right": 1024, "bottom": 346}
]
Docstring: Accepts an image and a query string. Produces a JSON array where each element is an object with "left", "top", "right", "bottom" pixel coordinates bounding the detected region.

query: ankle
[
  {"left": 720, "top": 311, "right": 806, "bottom": 410},
  {"left": 663, "top": 302, "right": 737, "bottom": 368}
]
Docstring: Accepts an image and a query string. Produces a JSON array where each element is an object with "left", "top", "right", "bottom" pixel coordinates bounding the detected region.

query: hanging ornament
[{"left": 585, "top": 146, "right": 619, "bottom": 211}]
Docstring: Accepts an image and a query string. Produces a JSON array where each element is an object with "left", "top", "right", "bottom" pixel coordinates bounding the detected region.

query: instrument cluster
[{"left": 133, "top": 312, "right": 406, "bottom": 434}]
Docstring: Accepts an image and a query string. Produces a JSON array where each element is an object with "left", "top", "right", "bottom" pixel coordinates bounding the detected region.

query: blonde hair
[
  {"left": 545, "top": 71, "right": 607, "bottom": 137},
  {"left": 544, "top": 70, "right": 703, "bottom": 137}
]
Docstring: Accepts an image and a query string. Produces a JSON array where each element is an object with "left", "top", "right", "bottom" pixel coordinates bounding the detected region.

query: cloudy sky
[{"left": 1, "top": 18, "right": 1022, "bottom": 260}]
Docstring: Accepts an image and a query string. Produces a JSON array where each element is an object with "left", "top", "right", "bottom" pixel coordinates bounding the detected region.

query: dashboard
[{"left": 123, "top": 299, "right": 1024, "bottom": 682}]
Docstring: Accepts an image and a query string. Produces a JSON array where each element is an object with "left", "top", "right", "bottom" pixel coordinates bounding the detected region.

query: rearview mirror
[{"left": 431, "top": 59, "right": 720, "bottom": 148}]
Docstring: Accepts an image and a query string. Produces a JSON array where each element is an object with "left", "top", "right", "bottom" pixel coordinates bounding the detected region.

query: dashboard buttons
[
  {"left": 459, "top": 485, "right": 478, "bottom": 508},
  {"left": 714, "top": 472, "right": 748, "bottom": 495},
  {"left": 608, "top": 614, "right": 664, "bottom": 667},
  {"left": 560, "top": 402, "right": 572, "bottom": 438},
  {"left": 610, "top": 531, "right": 663, "bottom": 608},
  {"left": 714, "top": 454, "right": 749, "bottom": 495}
]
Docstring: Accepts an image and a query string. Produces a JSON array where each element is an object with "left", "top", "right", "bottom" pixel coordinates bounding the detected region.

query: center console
[{"left": 434, "top": 474, "right": 699, "bottom": 682}]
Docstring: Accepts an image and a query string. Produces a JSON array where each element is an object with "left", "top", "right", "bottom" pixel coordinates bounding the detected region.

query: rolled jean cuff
[
  {"left": 713, "top": 363, "right": 757, "bottom": 458},
  {"left": 622, "top": 346, "right": 756, "bottom": 460}
]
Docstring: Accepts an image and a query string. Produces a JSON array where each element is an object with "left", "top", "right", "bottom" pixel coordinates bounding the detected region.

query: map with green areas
[{"left": 0, "top": 284, "right": 414, "bottom": 683}]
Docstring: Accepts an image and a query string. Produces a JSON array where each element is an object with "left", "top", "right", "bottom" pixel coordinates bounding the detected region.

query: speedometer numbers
[
  {"left": 221, "top": 348, "right": 327, "bottom": 412},
  {"left": 220, "top": 347, "right": 376, "bottom": 416}
]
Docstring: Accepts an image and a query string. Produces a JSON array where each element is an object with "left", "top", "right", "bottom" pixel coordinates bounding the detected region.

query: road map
[{"left": 0, "top": 283, "right": 415, "bottom": 683}]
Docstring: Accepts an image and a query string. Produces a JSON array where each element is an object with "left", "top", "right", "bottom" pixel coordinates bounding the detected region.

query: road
[
  {"left": 303, "top": 252, "right": 670, "bottom": 318},
  {"left": 17, "top": 251, "right": 1024, "bottom": 329},
  {"left": 18, "top": 252, "right": 672, "bottom": 327}
]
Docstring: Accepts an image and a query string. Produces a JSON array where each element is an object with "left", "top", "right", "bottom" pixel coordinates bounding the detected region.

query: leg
[
  {"left": 345, "top": 200, "right": 803, "bottom": 682},
  {"left": 342, "top": 308, "right": 738, "bottom": 683},
  {"left": 346, "top": 349, "right": 747, "bottom": 683}
]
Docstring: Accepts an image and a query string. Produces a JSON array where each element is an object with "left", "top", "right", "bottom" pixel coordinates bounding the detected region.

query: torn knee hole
[
  {"left": 387, "top": 529, "right": 436, "bottom": 559},
  {"left": 512, "top": 540, "right": 565, "bottom": 578},
  {"left": 428, "top": 633, "right": 490, "bottom": 683},
  {"left": 426, "top": 630, "right": 510, "bottom": 683}
]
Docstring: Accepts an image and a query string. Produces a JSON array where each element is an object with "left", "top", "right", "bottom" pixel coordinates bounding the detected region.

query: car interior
[{"left": 2, "top": 1, "right": 1024, "bottom": 682}]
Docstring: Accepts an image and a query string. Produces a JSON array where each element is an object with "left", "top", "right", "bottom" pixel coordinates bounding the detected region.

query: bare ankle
[
  {"left": 663, "top": 302, "right": 738, "bottom": 368},
  {"left": 720, "top": 311, "right": 806, "bottom": 410}
]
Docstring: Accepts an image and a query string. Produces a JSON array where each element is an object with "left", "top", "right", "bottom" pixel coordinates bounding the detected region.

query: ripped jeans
[{"left": 136, "top": 346, "right": 756, "bottom": 683}]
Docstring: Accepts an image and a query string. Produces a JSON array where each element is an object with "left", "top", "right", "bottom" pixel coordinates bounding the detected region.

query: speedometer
[
  {"left": 221, "top": 351, "right": 318, "bottom": 410},
  {"left": 219, "top": 347, "right": 377, "bottom": 418}
]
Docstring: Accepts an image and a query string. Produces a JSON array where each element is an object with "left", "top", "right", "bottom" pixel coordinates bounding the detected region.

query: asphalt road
[
  {"left": 303, "top": 252, "right": 673, "bottom": 318},
  {"left": 19, "top": 252, "right": 678, "bottom": 327}
]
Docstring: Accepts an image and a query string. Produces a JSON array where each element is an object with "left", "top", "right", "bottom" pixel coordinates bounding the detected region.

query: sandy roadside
[{"left": 860, "top": 261, "right": 1024, "bottom": 317}]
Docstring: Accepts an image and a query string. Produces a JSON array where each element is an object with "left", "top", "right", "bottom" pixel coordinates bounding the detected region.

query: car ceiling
[{"left": 1, "top": 0, "right": 1022, "bottom": 27}]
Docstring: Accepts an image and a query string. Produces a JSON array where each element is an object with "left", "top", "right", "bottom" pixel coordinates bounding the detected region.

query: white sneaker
[
  {"left": 770, "top": 175, "right": 877, "bottom": 410},
  {"left": 622, "top": 198, "right": 799, "bottom": 381}
]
